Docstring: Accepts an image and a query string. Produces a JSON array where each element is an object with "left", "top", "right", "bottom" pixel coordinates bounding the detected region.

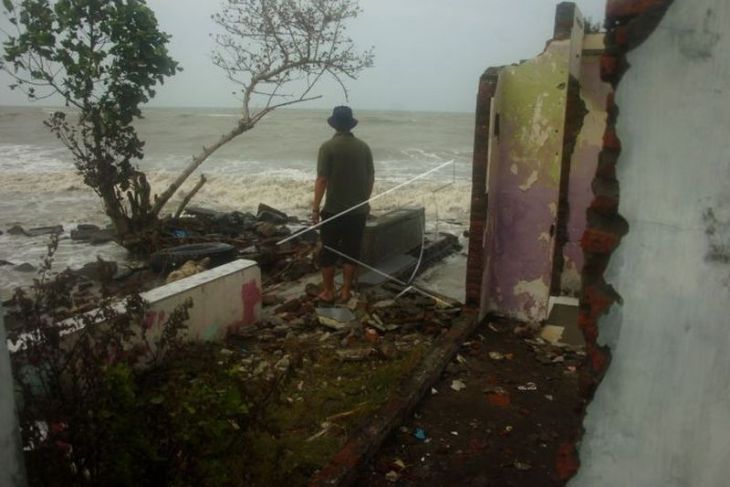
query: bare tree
[{"left": 151, "top": 0, "right": 373, "bottom": 216}]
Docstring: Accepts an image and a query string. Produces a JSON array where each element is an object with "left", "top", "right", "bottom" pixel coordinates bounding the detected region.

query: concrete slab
[
  {"left": 361, "top": 208, "right": 425, "bottom": 265},
  {"left": 356, "top": 254, "right": 417, "bottom": 287},
  {"left": 8, "top": 259, "right": 263, "bottom": 353}
]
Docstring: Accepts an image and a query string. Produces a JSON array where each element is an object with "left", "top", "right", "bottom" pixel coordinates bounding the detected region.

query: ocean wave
[{"left": 0, "top": 167, "right": 471, "bottom": 298}]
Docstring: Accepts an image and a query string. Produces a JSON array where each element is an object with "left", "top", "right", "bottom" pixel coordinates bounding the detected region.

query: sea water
[{"left": 0, "top": 106, "right": 474, "bottom": 297}]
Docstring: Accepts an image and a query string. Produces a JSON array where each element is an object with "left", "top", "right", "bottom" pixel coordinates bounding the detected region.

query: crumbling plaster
[
  {"left": 561, "top": 51, "right": 612, "bottom": 294},
  {"left": 480, "top": 5, "right": 597, "bottom": 322},
  {"left": 481, "top": 39, "right": 573, "bottom": 322},
  {"left": 573, "top": 0, "right": 730, "bottom": 484}
]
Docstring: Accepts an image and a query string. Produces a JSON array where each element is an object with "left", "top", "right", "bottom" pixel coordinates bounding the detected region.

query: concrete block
[
  {"left": 360, "top": 208, "right": 425, "bottom": 266},
  {"left": 9, "top": 259, "right": 262, "bottom": 354},
  {"left": 141, "top": 259, "right": 262, "bottom": 342}
]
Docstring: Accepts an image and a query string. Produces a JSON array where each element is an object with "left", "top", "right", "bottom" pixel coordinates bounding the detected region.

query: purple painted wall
[
  {"left": 561, "top": 51, "right": 611, "bottom": 294},
  {"left": 476, "top": 7, "right": 608, "bottom": 321}
]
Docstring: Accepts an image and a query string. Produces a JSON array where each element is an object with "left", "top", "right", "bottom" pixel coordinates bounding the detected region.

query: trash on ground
[
  {"left": 316, "top": 307, "right": 356, "bottom": 330},
  {"left": 413, "top": 428, "right": 428, "bottom": 441},
  {"left": 517, "top": 382, "right": 538, "bottom": 391}
]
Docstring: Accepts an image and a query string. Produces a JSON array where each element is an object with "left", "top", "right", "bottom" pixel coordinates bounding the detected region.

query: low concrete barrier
[
  {"left": 140, "top": 259, "right": 262, "bottom": 341},
  {"left": 8, "top": 259, "right": 262, "bottom": 354},
  {"left": 361, "top": 207, "right": 425, "bottom": 265}
]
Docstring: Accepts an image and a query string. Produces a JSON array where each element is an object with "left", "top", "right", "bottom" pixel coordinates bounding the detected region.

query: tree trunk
[
  {"left": 100, "top": 189, "right": 131, "bottom": 238},
  {"left": 151, "top": 121, "right": 251, "bottom": 216}
]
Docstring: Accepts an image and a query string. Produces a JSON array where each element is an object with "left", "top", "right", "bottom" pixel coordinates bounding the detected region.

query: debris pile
[{"left": 358, "top": 319, "right": 587, "bottom": 487}]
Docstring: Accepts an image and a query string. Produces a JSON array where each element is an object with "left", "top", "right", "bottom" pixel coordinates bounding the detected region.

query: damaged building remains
[{"left": 2, "top": 0, "right": 730, "bottom": 485}]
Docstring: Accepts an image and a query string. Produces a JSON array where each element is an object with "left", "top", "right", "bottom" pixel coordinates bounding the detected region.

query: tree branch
[{"left": 174, "top": 174, "right": 208, "bottom": 219}]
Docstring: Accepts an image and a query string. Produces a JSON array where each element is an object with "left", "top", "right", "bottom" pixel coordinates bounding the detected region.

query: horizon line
[{"left": 0, "top": 104, "right": 475, "bottom": 116}]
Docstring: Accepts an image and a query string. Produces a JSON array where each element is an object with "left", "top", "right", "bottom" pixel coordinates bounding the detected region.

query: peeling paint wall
[
  {"left": 479, "top": 5, "right": 586, "bottom": 322},
  {"left": 574, "top": 0, "right": 730, "bottom": 484},
  {"left": 561, "top": 43, "right": 612, "bottom": 294}
]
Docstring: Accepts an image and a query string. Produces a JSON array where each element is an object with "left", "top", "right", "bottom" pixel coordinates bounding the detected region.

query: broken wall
[
  {"left": 561, "top": 38, "right": 612, "bottom": 293},
  {"left": 473, "top": 3, "right": 610, "bottom": 321},
  {"left": 481, "top": 21, "right": 577, "bottom": 321},
  {"left": 573, "top": 0, "right": 730, "bottom": 484}
]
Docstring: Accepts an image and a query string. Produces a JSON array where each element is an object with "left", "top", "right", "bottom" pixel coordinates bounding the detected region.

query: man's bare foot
[
  {"left": 317, "top": 290, "right": 335, "bottom": 303},
  {"left": 338, "top": 289, "right": 352, "bottom": 303}
]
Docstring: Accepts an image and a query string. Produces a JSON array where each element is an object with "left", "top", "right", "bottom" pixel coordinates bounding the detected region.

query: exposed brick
[
  {"left": 584, "top": 281, "right": 621, "bottom": 318},
  {"left": 596, "top": 150, "right": 619, "bottom": 179},
  {"left": 613, "top": 25, "right": 630, "bottom": 46},
  {"left": 603, "top": 126, "right": 622, "bottom": 152},
  {"left": 556, "top": 442, "right": 580, "bottom": 481},
  {"left": 606, "top": 0, "right": 669, "bottom": 19},
  {"left": 582, "top": 253, "right": 611, "bottom": 283},
  {"left": 586, "top": 343, "right": 611, "bottom": 376},
  {"left": 578, "top": 312, "right": 599, "bottom": 344},
  {"left": 590, "top": 196, "right": 619, "bottom": 215},
  {"left": 581, "top": 228, "right": 622, "bottom": 254},
  {"left": 600, "top": 54, "right": 619, "bottom": 80}
]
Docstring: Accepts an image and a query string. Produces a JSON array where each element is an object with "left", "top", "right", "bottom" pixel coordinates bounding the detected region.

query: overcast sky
[{"left": 0, "top": 0, "right": 606, "bottom": 113}]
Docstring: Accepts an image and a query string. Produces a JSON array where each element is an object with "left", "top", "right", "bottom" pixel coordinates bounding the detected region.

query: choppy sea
[{"left": 0, "top": 106, "right": 474, "bottom": 298}]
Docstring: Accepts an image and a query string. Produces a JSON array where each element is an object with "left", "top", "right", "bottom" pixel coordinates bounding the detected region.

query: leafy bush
[{"left": 6, "top": 236, "right": 262, "bottom": 486}]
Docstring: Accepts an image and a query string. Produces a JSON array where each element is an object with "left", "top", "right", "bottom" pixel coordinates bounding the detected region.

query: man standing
[{"left": 312, "top": 106, "right": 374, "bottom": 303}]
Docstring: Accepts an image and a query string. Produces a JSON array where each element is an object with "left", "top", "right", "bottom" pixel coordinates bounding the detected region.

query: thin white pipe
[
  {"left": 323, "top": 245, "right": 451, "bottom": 306},
  {"left": 276, "top": 159, "right": 455, "bottom": 245}
]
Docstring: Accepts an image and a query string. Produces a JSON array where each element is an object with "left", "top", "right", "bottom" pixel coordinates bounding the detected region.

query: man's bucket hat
[{"left": 327, "top": 106, "right": 358, "bottom": 131}]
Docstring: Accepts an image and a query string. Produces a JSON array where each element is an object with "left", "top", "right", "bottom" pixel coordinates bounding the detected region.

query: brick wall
[
  {"left": 465, "top": 68, "right": 499, "bottom": 310},
  {"left": 557, "top": 0, "right": 675, "bottom": 481}
]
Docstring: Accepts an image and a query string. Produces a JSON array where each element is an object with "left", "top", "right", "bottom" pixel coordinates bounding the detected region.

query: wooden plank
[{"left": 308, "top": 310, "right": 480, "bottom": 487}]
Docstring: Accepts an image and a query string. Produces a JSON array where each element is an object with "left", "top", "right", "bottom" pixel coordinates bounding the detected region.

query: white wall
[
  {"left": 573, "top": 1, "right": 730, "bottom": 485},
  {"left": 0, "top": 308, "right": 27, "bottom": 486}
]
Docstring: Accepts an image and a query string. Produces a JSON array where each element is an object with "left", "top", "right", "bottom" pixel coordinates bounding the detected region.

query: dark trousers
[{"left": 319, "top": 211, "right": 367, "bottom": 267}]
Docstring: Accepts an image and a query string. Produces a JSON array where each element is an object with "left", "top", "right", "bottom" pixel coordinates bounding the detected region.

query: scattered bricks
[
  {"left": 486, "top": 391, "right": 511, "bottom": 408},
  {"left": 556, "top": 442, "right": 580, "bottom": 482}
]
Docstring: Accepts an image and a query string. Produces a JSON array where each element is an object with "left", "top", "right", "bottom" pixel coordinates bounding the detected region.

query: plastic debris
[
  {"left": 385, "top": 471, "right": 400, "bottom": 483},
  {"left": 316, "top": 307, "right": 356, "bottom": 330},
  {"left": 489, "top": 351, "right": 505, "bottom": 361},
  {"left": 517, "top": 382, "right": 537, "bottom": 391},
  {"left": 364, "top": 328, "right": 380, "bottom": 343},
  {"left": 431, "top": 387, "right": 438, "bottom": 395},
  {"left": 450, "top": 379, "right": 466, "bottom": 391},
  {"left": 413, "top": 428, "right": 427, "bottom": 441}
]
